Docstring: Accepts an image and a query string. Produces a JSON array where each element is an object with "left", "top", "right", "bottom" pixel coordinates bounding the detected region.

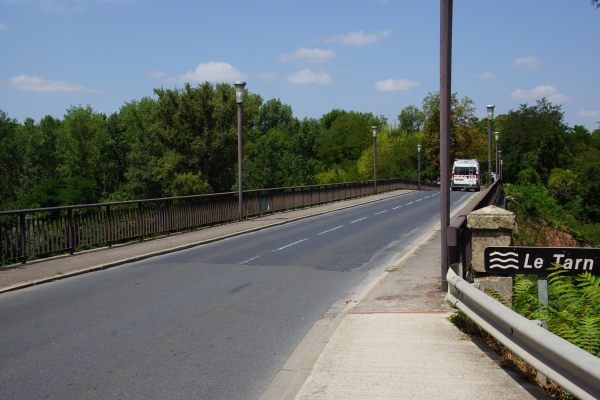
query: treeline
[{"left": 1, "top": 82, "right": 599, "bottom": 227}]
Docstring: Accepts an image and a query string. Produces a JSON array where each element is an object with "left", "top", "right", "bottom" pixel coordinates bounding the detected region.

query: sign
[{"left": 484, "top": 246, "right": 600, "bottom": 276}]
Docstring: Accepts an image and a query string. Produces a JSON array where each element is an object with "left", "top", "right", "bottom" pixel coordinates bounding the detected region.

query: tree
[
  {"left": 500, "top": 98, "right": 571, "bottom": 184},
  {"left": 398, "top": 105, "right": 425, "bottom": 135},
  {"left": 421, "top": 92, "right": 485, "bottom": 176},
  {"left": 0, "top": 110, "right": 24, "bottom": 207}
]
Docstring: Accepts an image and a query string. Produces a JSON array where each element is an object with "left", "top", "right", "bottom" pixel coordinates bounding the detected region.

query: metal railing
[
  {"left": 447, "top": 267, "right": 600, "bottom": 399},
  {"left": 1, "top": 178, "right": 439, "bottom": 265},
  {"left": 447, "top": 179, "right": 504, "bottom": 276}
]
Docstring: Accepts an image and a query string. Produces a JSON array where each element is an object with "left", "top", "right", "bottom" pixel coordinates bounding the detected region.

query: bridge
[{"left": 2, "top": 177, "right": 597, "bottom": 399}]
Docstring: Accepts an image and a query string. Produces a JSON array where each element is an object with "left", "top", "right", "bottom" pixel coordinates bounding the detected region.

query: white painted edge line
[
  {"left": 274, "top": 238, "right": 308, "bottom": 251},
  {"left": 318, "top": 226, "right": 343, "bottom": 235},
  {"left": 350, "top": 217, "right": 367, "bottom": 224},
  {"left": 374, "top": 210, "right": 388, "bottom": 215}
]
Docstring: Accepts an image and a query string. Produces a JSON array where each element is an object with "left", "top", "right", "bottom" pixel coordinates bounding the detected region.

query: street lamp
[
  {"left": 417, "top": 144, "right": 422, "bottom": 190},
  {"left": 495, "top": 131, "right": 499, "bottom": 182},
  {"left": 372, "top": 126, "right": 378, "bottom": 194},
  {"left": 234, "top": 81, "right": 246, "bottom": 221},
  {"left": 487, "top": 105, "right": 495, "bottom": 187},
  {"left": 500, "top": 159, "right": 504, "bottom": 181}
]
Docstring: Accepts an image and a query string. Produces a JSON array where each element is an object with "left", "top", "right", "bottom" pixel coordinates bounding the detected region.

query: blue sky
[{"left": 1, "top": 0, "right": 599, "bottom": 131}]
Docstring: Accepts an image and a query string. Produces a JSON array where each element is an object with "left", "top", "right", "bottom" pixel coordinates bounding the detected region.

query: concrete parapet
[
  {"left": 467, "top": 205, "right": 515, "bottom": 273},
  {"left": 468, "top": 205, "right": 516, "bottom": 304}
]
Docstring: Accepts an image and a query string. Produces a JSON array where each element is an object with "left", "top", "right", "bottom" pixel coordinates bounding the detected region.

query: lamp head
[
  {"left": 487, "top": 105, "right": 495, "bottom": 121},
  {"left": 417, "top": 144, "right": 421, "bottom": 152},
  {"left": 372, "top": 126, "right": 378, "bottom": 137},
  {"left": 234, "top": 81, "right": 246, "bottom": 104},
  {"left": 495, "top": 131, "right": 499, "bottom": 141}
]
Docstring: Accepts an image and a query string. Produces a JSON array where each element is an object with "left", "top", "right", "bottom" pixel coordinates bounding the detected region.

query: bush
[
  {"left": 516, "top": 168, "right": 541, "bottom": 186},
  {"left": 548, "top": 168, "right": 578, "bottom": 205}
]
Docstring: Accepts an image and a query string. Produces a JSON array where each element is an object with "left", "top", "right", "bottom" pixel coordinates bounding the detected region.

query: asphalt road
[{"left": 0, "top": 190, "right": 475, "bottom": 399}]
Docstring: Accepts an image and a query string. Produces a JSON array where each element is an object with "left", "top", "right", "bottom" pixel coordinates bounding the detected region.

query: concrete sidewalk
[{"left": 269, "top": 230, "right": 550, "bottom": 400}]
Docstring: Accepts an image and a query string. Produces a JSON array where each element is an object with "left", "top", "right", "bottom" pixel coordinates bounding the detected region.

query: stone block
[
  {"left": 475, "top": 276, "right": 513, "bottom": 306},
  {"left": 468, "top": 205, "right": 515, "bottom": 273}
]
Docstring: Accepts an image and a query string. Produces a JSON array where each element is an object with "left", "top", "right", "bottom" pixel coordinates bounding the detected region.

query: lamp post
[
  {"left": 500, "top": 159, "right": 504, "bottom": 181},
  {"left": 372, "top": 126, "right": 378, "bottom": 194},
  {"left": 234, "top": 81, "right": 246, "bottom": 221},
  {"left": 487, "top": 105, "right": 495, "bottom": 187},
  {"left": 417, "top": 144, "right": 421, "bottom": 190},
  {"left": 495, "top": 131, "right": 499, "bottom": 182}
]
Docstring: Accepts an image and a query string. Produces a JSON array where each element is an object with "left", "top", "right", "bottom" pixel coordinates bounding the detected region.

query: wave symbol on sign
[{"left": 489, "top": 251, "right": 519, "bottom": 270}]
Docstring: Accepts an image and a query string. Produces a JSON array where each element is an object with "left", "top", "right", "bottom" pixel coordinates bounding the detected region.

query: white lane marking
[
  {"left": 374, "top": 210, "right": 388, "bottom": 215},
  {"left": 406, "top": 202, "right": 413, "bottom": 205},
  {"left": 240, "top": 255, "right": 261, "bottom": 264},
  {"left": 318, "top": 226, "right": 343, "bottom": 235},
  {"left": 415, "top": 199, "right": 421, "bottom": 202},
  {"left": 392, "top": 205, "right": 402, "bottom": 210},
  {"left": 351, "top": 217, "right": 367, "bottom": 224},
  {"left": 274, "top": 238, "right": 308, "bottom": 251}
]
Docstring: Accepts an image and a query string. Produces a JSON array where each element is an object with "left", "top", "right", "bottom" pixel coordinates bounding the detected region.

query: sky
[{"left": 1, "top": 0, "right": 599, "bottom": 132}]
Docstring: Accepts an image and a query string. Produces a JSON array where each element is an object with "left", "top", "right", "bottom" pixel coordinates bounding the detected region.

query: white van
[{"left": 451, "top": 159, "right": 480, "bottom": 191}]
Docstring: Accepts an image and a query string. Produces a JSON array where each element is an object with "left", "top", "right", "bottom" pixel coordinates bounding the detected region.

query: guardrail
[
  {"left": 0, "top": 178, "right": 439, "bottom": 265},
  {"left": 447, "top": 179, "right": 504, "bottom": 276},
  {"left": 447, "top": 266, "right": 600, "bottom": 399}
]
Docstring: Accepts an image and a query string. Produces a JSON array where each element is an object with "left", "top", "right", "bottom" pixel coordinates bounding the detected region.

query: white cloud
[
  {"left": 277, "top": 48, "right": 335, "bottom": 63},
  {"left": 0, "top": 22, "right": 9, "bottom": 31},
  {"left": 374, "top": 79, "right": 420, "bottom": 92},
  {"left": 287, "top": 69, "right": 331, "bottom": 85},
  {"left": 145, "top": 70, "right": 167, "bottom": 78},
  {"left": 475, "top": 71, "right": 496, "bottom": 79},
  {"left": 257, "top": 72, "right": 277, "bottom": 82},
  {"left": 510, "top": 85, "right": 571, "bottom": 103},
  {"left": 8, "top": 74, "right": 98, "bottom": 92},
  {"left": 513, "top": 56, "right": 541, "bottom": 70},
  {"left": 576, "top": 110, "right": 600, "bottom": 117},
  {"left": 323, "top": 29, "right": 391, "bottom": 46},
  {"left": 167, "top": 62, "right": 245, "bottom": 83}
]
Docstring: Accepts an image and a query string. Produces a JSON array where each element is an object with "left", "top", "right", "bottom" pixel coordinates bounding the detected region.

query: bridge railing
[
  {"left": 0, "top": 178, "right": 439, "bottom": 265},
  {"left": 447, "top": 179, "right": 504, "bottom": 277}
]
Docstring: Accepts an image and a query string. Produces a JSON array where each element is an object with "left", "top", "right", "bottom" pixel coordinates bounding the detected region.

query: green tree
[
  {"left": 547, "top": 168, "right": 579, "bottom": 205},
  {"left": 0, "top": 110, "right": 24, "bottom": 207},
  {"left": 500, "top": 98, "right": 571, "bottom": 184},
  {"left": 398, "top": 105, "right": 425, "bottom": 135},
  {"left": 421, "top": 92, "right": 485, "bottom": 177}
]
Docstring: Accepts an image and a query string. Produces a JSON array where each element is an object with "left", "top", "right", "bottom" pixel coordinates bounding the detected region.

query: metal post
[
  {"left": 238, "top": 103, "right": 243, "bottom": 221},
  {"left": 20, "top": 212, "right": 26, "bottom": 264},
  {"left": 373, "top": 135, "right": 377, "bottom": 194},
  {"left": 495, "top": 133, "right": 499, "bottom": 182},
  {"left": 488, "top": 121, "right": 492, "bottom": 186},
  {"left": 440, "top": 0, "right": 453, "bottom": 292},
  {"left": 68, "top": 208, "right": 74, "bottom": 255},
  {"left": 106, "top": 205, "right": 112, "bottom": 247},
  {"left": 418, "top": 145, "right": 421, "bottom": 190}
]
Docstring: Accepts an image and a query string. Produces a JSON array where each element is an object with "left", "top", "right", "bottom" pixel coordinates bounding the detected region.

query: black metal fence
[
  {"left": 447, "top": 179, "right": 504, "bottom": 276},
  {"left": 1, "top": 178, "right": 438, "bottom": 265}
]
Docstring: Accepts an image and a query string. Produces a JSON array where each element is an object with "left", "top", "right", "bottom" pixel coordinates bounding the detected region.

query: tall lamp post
[
  {"left": 417, "top": 144, "right": 421, "bottom": 190},
  {"left": 234, "top": 81, "right": 246, "bottom": 221},
  {"left": 372, "top": 126, "right": 378, "bottom": 194},
  {"left": 495, "top": 131, "right": 499, "bottom": 182},
  {"left": 487, "top": 105, "right": 495, "bottom": 187},
  {"left": 500, "top": 159, "right": 504, "bottom": 181}
]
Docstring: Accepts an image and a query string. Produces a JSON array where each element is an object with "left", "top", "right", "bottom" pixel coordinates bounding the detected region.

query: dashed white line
[
  {"left": 374, "top": 210, "right": 388, "bottom": 215},
  {"left": 392, "top": 205, "right": 402, "bottom": 210},
  {"left": 318, "top": 226, "right": 343, "bottom": 235},
  {"left": 406, "top": 202, "right": 413, "bottom": 205},
  {"left": 274, "top": 238, "right": 308, "bottom": 251},
  {"left": 240, "top": 255, "right": 261, "bottom": 264},
  {"left": 351, "top": 217, "right": 367, "bottom": 224}
]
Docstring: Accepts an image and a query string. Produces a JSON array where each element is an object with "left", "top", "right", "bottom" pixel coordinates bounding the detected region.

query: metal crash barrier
[{"left": 446, "top": 266, "right": 600, "bottom": 400}]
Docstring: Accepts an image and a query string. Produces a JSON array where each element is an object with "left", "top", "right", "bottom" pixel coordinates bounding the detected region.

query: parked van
[{"left": 451, "top": 159, "right": 480, "bottom": 191}]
